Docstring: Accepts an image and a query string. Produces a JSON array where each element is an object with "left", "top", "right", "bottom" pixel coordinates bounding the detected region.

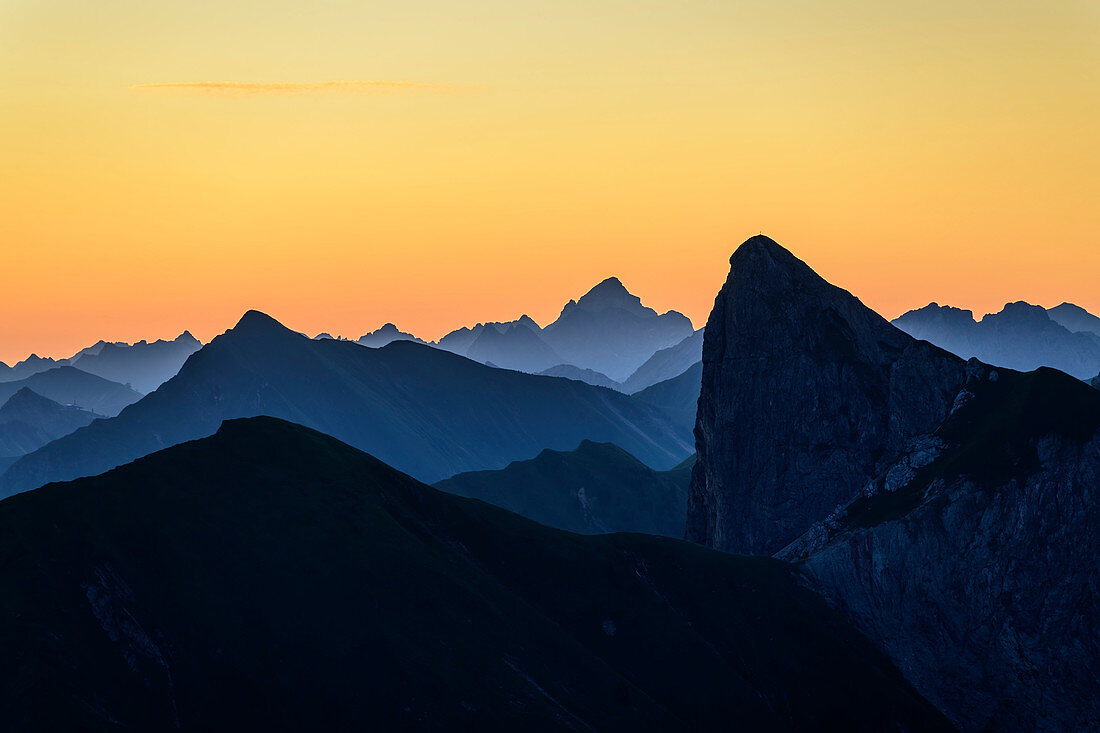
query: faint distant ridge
[
  {"left": 1048, "top": 302, "right": 1100, "bottom": 337},
  {"left": 432, "top": 278, "right": 693, "bottom": 382},
  {"left": 893, "top": 301, "right": 1100, "bottom": 379},
  {"left": 356, "top": 323, "right": 426, "bottom": 348},
  {"left": 621, "top": 329, "right": 703, "bottom": 393},
  {"left": 67, "top": 331, "right": 201, "bottom": 394},
  {"left": 540, "top": 277, "right": 694, "bottom": 382},
  {"left": 0, "top": 332, "right": 201, "bottom": 395}
]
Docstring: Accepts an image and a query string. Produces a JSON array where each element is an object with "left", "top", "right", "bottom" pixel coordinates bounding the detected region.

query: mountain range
[
  {"left": 0, "top": 310, "right": 691, "bottom": 497},
  {"left": 892, "top": 301, "right": 1100, "bottom": 379},
  {"left": 0, "top": 366, "right": 142, "bottom": 417},
  {"left": 688, "top": 235, "right": 1100, "bottom": 731},
  {"left": 434, "top": 278, "right": 695, "bottom": 384},
  {"left": 0, "top": 416, "right": 950, "bottom": 731},
  {"left": 0, "top": 332, "right": 200, "bottom": 395}
]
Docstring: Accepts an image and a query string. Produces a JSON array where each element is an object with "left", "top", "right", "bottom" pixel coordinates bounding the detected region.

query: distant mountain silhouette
[
  {"left": 355, "top": 323, "right": 425, "bottom": 347},
  {"left": 0, "top": 416, "right": 950, "bottom": 730},
  {"left": 435, "top": 440, "right": 691, "bottom": 535},
  {"left": 0, "top": 311, "right": 691, "bottom": 496},
  {"left": 0, "top": 354, "right": 61, "bottom": 383},
  {"left": 0, "top": 367, "right": 141, "bottom": 418},
  {"left": 893, "top": 301, "right": 1100, "bottom": 379},
  {"left": 434, "top": 280, "right": 693, "bottom": 381},
  {"left": 0, "top": 388, "right": 95, "bottom": 458},
  {"left": 632, "top": 361, "right": 703, "bottom": 439},
  {"left": 621, "top": 329, "right": 703, "bottom": 393},
  {"left": 1048, "top": 302, "right": 1100, "bottom": 337},
  {"left": 66, "top": 332, "right": 201, "bottom": 394},
  {"left": 540, "top": 277, "right": 694, "bottom": 382},
  {"left": 537, "top": 364, "right": 621, "bottom": 390},
  {"left": 1, "top": 333, "right": 200, "bottom": 394}
]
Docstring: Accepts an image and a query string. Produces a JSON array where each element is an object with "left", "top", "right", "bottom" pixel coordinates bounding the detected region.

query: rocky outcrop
[
  {"left": 784, "top": 364, "right": 1100, "bottom": 731},
  {"left": 686, "top": 236, "right": 965, "bottom": 555},
  {"left": 689, "top": 235, "right": 1100, "bottom": 730}
]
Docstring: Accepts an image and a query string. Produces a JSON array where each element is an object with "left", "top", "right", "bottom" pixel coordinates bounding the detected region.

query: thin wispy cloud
[{"left": 129, "top": 81, "right": 480, "bottom": 98}]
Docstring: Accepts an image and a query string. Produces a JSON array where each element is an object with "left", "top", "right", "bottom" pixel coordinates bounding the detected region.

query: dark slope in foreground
[
  {"left": 689, "top": 235, "right": 1100, "bottom": 731},
  {"left": 435, "top": 440, "right": 691, "bottom": 536},
  {"left": 0, "top": 311, "right": 691, "bottom": 497},
  {"left": 0, "top": 417, "right": 950, "bottom": 732}
]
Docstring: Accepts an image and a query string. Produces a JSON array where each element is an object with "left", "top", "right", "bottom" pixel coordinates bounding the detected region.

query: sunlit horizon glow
[{"left": 2, "top": 0, "right": 1098, "bottom": 365}]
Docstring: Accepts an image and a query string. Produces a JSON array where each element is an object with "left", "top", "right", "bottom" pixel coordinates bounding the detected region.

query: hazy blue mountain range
[
  {"left": 540, "top": 277, "right": 694, "bottom": 382},
  {"left": 0, "top": 310, "right": 691, "bottom": 496},
  {"left": 892, "top": 301, "right": 1100, "bottom": 379},
  {"left": 1048, "top": 301, "right": 1100, "bottom": 336},
  {"left": 690, "top": 235, "right": 1100, "bottom": 731},
  {"left": 434, "top": 278, "right": 693, "bottom": 382},
  {"left": 0, "top": 388, "right": 95, "bottom": 459},
  {"left": 632, "top": 361, "right": 703, "bottom": 439},
  {"left": 621, "top": 329, "right": 703, "bottom": 393},
  {"left": 537, "top": 364, "right": 621, "bottom": 389},
  {"left": 0, "top": 367, "right": 141, "bottom": 418},
  {"left": 0, "top": 416, "right": 950, "bottom": 731},
  {"left": 64, "top": 332, "right": 201, "bottom": 394},
  {"left": 355, "top": 323, "right": 426, "bottom": 347},
  {"left": 0, "top": 354, "right": 61, "bottom": 382},
  {"left": 0, "top": 332, "right": 200, "bottom": 395},
  {"left": 435, "top": 440, "right": 692, "bottom": 535}
]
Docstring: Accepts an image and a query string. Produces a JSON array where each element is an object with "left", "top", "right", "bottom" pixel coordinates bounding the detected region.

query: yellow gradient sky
[{"left": 2, "top": 0, "right": 1098, "bottom": 363}]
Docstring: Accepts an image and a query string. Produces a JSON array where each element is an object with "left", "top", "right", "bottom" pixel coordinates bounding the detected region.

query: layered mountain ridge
[
  {"left": 0, "top": 309, "right": 691, "bottom": 496},
  {"left": 893, "top": 300, "right": 1100, "bottom": 379}
]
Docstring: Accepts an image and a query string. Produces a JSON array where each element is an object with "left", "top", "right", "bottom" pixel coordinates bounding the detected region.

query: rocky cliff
[
  {"left": 688, "top": 235, "right": 1100, "bottom": 730},
  {"left": 686, "top": 235, "right": 965, "bottom": 555}
]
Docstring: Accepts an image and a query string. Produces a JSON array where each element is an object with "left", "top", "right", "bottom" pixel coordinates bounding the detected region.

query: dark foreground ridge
[{"left": 0, "top": 416, "right": 950, "bottom": 731}]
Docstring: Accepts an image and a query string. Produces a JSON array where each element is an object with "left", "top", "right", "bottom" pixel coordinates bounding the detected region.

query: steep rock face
[
  {"left": 686, "top": 236, "right": 965, "bottom": 555},
  {"left": 783, "top": 365, "right": 1100, "bottom": 732},
  {"left": 689, "top": 235, "right": 1100, "bottom": 731}
]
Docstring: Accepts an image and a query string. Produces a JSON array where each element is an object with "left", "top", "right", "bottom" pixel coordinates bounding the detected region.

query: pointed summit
[
  {"left": 573, "top": 276, "right": 648, "bottom": 315},
  {"left": 232, "top": 310, "right": 293, "bottom": 336}
]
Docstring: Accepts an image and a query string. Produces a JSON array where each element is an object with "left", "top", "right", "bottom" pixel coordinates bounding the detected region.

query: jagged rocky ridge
[{"left": 688, "top": 235, "right": 1100, "bottom": 731}]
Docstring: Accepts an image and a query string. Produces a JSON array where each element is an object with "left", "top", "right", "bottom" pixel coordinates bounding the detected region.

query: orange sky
[{"left": 2, "top": 0, "right": 1098, "bottom": 364}]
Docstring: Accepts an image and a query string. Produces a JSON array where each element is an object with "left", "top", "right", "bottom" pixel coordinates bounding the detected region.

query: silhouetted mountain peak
[
  {"left": 985, "top": 301, "right": 1051, "bottom": 325},
  {"left": 231, "top": 310, "right": 294, "bottom": 337},
  {"left": 176, "top": 330, "right": 199, "bottom": 344},
  {"left": 0, "top": 387, "right": 57, "bottom": 418},
  {"left": 568, "top": 276, "right": 649, "bottom": 315},
  {"left": 728, "top": 234, "right": 821, "bottom": 284}
]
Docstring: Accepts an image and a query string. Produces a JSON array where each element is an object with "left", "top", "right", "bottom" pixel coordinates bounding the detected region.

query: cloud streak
[{"left": 130, "top": 81, "right": 479, "bottom": 98}]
